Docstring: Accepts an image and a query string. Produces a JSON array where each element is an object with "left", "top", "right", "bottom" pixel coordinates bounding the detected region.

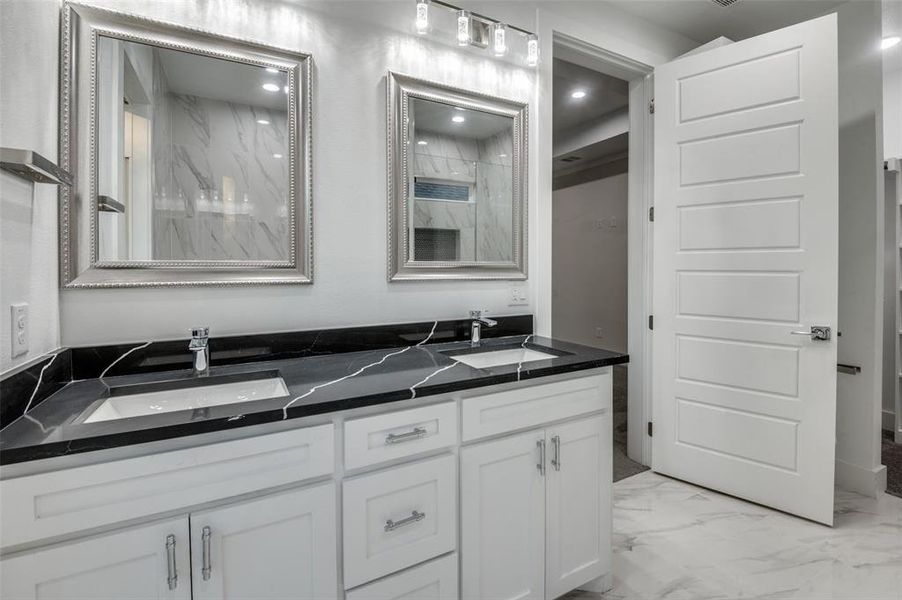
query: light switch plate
[
  {"left": 508, "top": 284, "right": 528, "bottom": 306},
  {"left": 10, "top": 303, "right": 28, "bottom": 357}
]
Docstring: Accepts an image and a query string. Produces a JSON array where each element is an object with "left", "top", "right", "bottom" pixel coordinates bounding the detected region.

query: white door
[
  {"left": 460, "top": 429, "right": 545, "bottom": 600},
  {"left": 0, "top": 517, "right": 191, "bottom": 600},
  {"left": 653, "top": 14, "right": 839, "bottom": 525},
  {"left": 190, "top": 483, "right": 338, "bottom": 600},
  {"left": 545, "top": 415, "right": 611, "bottom": 598}
]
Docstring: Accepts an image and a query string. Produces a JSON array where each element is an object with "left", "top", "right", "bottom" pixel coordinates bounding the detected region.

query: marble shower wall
[
  {"left": 412, "top": 128, "right": 513, "bottom": 262},
  {"left": 150, "top": 54, "right": 290, "bottom": 262}
]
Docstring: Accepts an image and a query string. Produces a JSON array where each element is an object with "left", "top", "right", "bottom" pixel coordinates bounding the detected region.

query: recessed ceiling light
[
  {"left": 452, "top": 115, "right": 466, "bottom": 123},
  {"left": 883, "top": 36, "right": 901, "bottom": 50},
  {"left": 571, "top": 90, "right": 587, "bottom": 99},
  {"left": 417, "top": 140, "right": 428, "bottom": 145},
  {"left": 256, "top": 119, "right": 270, "bottom": 125},
  {"left": 272, "top": 153, "right": 283, "bottom": 158},
  {"left": 262, "top": 83, "right": 280, "bottom": 92},
  {"left": 265, "top": 67, "right": 280, "bottom": 73}
]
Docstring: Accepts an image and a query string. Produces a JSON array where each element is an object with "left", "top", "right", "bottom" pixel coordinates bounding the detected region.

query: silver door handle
[
  {"left": 790, "top": 326, "right": 831, "bottom": 341},
  {"left": 201, "top": 526, "right": 212, "bottom": 581},
  {"left": 536, "top": 439, "right": 546, "bottom": 476},
  {"left": 385, "top": 510, "right": 426, "bottom": 532},
  {"left": 385, "top": 427, "right": 427, "bottom": 444},
  {"left": 165, "top": 534, "right": 178, "bottom": 590},
  {"left": 551, "top": 435, "right": 561, "bottom": 471}
]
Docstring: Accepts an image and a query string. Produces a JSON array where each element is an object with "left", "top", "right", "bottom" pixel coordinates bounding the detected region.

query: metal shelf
[{"left": 0, "top": 147, "right": 73, "bottom": 186}]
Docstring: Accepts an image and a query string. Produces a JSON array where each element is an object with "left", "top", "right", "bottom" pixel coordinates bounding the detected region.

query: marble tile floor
[{"left": 567, "top": 470, "right": 902, "bottom": 600}]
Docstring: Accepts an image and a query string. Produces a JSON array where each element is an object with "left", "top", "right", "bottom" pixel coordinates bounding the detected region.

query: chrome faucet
[
  {"left": 189, "top": 327, "right": 210, "bottom": 376},
  {"left": 470, "top": 310, "right": 498, "bottom": 347}
]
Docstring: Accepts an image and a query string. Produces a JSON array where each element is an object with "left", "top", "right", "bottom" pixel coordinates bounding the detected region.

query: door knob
[{"left": 790, "top": 326, "right": 831, "bottom": 341}]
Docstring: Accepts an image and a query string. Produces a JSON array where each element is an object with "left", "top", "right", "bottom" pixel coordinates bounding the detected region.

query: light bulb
[
  {"left": 883, "top": 36, "right": 901, "bottom": 50},
  {"left": 262, "top": 83, "right": 280, "bottom": 92},
  {"left": 527, "top": 34, "right": 539, "bottom": 67},
  {"left": 415, "top": 0, "right": 429, "bottom": 35},
  {"left": 492, "top": 22, "right": 507, "bottom": 57},
  {"left": 457, "top": 10, "right": 470, "bottom": 46}
]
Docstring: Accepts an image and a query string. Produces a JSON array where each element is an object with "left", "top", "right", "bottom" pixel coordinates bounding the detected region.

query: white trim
[
  {"left": 835, "top": 458, "right": 887, "bottom": 497},
  {"left": 539, "top": 29, "right": 654, "bottom": 468},
  {"left": 884, "top": 408, "right": 897, "bottom": 432}
]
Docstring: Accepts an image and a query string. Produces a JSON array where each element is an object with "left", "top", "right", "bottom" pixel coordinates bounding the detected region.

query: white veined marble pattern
[{"left": 575, "top": 471, "right": 902, "bottom": 600}]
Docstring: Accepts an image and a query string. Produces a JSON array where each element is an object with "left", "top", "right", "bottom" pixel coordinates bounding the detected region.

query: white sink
[
  {"left": 84, "top": 376, "right": 290, "bottom": 423},
  {"left": 449, "top": 347, "right": 557, "bottom": 369}
]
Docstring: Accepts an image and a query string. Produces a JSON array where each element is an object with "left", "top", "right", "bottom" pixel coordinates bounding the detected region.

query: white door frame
[{"left": 546, "top": 33, "right": 655, "bottom": 467}]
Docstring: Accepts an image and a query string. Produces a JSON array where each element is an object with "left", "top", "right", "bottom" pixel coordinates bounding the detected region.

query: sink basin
[
  {"left": 83, "top": 371, "right": 289, "bottom": 423},
  {"left": 446, "top": 347, "right": 559, "bottom": 369}
]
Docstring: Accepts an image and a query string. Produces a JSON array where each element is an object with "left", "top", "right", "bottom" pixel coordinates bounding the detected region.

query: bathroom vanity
[{"left": 0, "top": 319, "right": 626, "bottom": 599}]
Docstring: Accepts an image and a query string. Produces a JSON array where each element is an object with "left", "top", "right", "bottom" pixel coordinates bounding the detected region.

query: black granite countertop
[{"left": 0, "top": 330, "right": 627, "bottom": 465}]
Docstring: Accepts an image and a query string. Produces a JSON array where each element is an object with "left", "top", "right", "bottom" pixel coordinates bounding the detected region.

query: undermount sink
[
  {"left": 445, "top": 346, "right": 560, "bottom": 369},
  {"left": 83, "top": 371, "right": 289, "bottom": 423}
]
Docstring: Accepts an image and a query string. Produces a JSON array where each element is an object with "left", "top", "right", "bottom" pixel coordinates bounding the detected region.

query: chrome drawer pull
[
  {"left": 201, "top": 526, "right": 212, "bottom": 581},
  {"left": 551, "top": 435, "right": 561, "bottom": 471},
  {"left": 385, "top": 427, "right": 427, "bottom": 445},
  {"left": 537, "top": 439, "right": 546, "bottom": 476},
  {"left": 384, "top": 510, "right": 426, "bottom": 532},
  {"left": 165, "top": 534, "right": 178, "bottom": 590}
]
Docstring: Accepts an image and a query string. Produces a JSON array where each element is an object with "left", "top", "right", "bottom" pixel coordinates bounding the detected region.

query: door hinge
[
  {"left": 648, "top": 98, "right": 655, "bottom": 114},
  {"left": 648, "top": 206, "right": 654, "bottom": 222},
  {"left": 647, "top": 422, "right": 653, "bottom": 437},
  {"left": 648, "top": 315, "right": 654, "bottom": 330}
]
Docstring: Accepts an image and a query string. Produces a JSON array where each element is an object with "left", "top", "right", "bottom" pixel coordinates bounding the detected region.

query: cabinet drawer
[
  {"left": 343, "top": 454, "right": 456, "bottom": 588},
  {"left": 346, "top": 553, "right": 458, "bottom": 600},
  {"left": 0, "top": 424, "right": 334, "bottom": 549},
  {"left": 461, "top": 372, "right": 611, "bottom": 441},
  {"left": 344, "top": 402, "right": 457, "bottom": 470}
]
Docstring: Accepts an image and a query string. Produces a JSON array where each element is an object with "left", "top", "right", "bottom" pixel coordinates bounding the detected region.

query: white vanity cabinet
[
  {"left": 0, "top": 517, "right": 192, "bottom": 600},
  {"left": 190, "top": 483, "right": 337, "bottom": 600},
  {"left": 460, "top": 411, "right": 612, "bottom": 600}
]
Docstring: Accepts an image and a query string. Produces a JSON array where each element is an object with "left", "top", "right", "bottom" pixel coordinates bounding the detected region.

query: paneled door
[
  {"left": 0, "top": 517, "right": 191, "bottom": 600},
  {"left": 545, "top": 415, "right": 611, "bottom": 598},
  {"left": 653, "top": 14, "right": 839, "bottom": 525},
  {"left": 190, "top": 483, "right": 338, "bottom": 600},
  {"left": 460, "top": 429, "right": 546, "bottom": 600}
]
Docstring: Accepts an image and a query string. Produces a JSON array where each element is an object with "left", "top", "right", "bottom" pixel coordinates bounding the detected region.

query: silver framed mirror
[
  {"left": 60, "top": 3, "right": 312, "bottom": 287},
  {"left": 387, "top": 72, "right": 528, "bottom": 281}
]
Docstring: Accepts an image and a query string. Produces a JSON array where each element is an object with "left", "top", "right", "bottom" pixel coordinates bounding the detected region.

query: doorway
[{"left": 550, "top": 40, "right": 652, "bottom": 482}]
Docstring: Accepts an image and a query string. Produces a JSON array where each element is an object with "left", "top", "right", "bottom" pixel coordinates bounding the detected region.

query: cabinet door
[
  {"left": 460, "top": 429, "right": 545, "bottom": 600},
  {"left": 545, "top": 414, "right": 611, "bottom": 598},
  {"left": 191, "top": 482, "right": 338, "bottom": 600},
  {"left": 0, "top": 517, "right": 191, "bottom": 600}
]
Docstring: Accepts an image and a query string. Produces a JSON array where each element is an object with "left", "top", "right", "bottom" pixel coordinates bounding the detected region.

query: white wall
[
  {"left": 834, "top": 0, "right": 887, "bottom": 496},
  {"left": 886, "top": 66, "right": 902, "bottom": 159},
  {"left": 552, "top": 174, "right": 628, "bottom": 353},
  {"left": 0, "top": 0, "right": 62, "bottom": 373}
]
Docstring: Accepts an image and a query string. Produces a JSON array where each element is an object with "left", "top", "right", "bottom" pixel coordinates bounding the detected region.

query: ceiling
[
  {"left": 552, "top": 58, "right": 629, "bottom": 136},
  {"left": 412, "top": 98, "right": 512, "bottom": 139},
  {"left": 155, "top": 44, "right": 288, "bottom": 111},
  {"left": 607, "top": 0, "right": 847, "bottom": 43}
]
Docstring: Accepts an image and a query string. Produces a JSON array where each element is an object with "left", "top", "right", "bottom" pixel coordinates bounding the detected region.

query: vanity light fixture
[
  {"left": 883, "top": 36, "right": 901, "bottom": 50},
  {"left": 412, "top": 0, "right": 538, "bottom": 67},
  {"left": 416, "top": 0, "right": 430, "bottom": 34},
  {"left": 571, "top": 90, "right": 587, "bottom": 99},
  {"left": 262, "top": 83, "right": 280, "bottom": 92},
  {"left": 452, "top": 115, "right": 466, "bottom": 123},
  {"left": 457, "top": 10, "right": 470, "bottom": 46},
  {"left": 492, "top": 22, "right": 507, "bottom": 57}
]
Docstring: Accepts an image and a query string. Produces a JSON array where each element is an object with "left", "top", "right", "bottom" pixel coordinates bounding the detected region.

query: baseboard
[
  {"left": 883, "top": 409, "right": 896, "bottom": 433},
  {"left": 835, "top": 458, "right": 887, "bottom": 497},
  {"left": 578, "top": 572, "right": 613, "bottom": 594}
]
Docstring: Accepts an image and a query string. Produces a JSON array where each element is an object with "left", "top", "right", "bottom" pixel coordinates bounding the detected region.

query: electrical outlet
[
  {"left": 508, "top": 284, "right": 528, "bottom": 306},
  {"left": 11, "top": 303, "right": 28, "bottom": 357},
  {"left": 595, "top": 326, "right": 604, "bottom": 339}
]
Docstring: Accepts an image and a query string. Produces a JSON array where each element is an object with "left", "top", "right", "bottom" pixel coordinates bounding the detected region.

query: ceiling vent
[{"left": 710, "top": 0, "right": 741, "bottom": 6}]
